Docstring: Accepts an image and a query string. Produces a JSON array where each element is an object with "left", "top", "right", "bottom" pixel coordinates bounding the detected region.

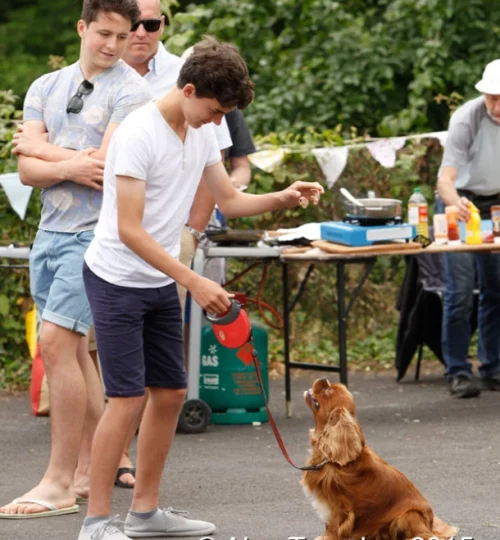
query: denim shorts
[
  {"left": 29, "top": 229, "right": 94, "bottom": 335},
  {"left": 83, "top": 263, "right": 187, "bottom": 398}
]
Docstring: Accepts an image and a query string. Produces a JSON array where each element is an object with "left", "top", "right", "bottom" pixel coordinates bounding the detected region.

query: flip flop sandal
[
  {"left": 0, "top": 498, "right": 79, "bottom": 519},
  {"left": 115, "top": 467, "right": 136, "bottom": 489}
]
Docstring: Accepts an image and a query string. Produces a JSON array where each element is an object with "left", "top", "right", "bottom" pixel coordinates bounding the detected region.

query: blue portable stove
[{"left": 320, "top": 217, "right": 415, "bottom": 247}]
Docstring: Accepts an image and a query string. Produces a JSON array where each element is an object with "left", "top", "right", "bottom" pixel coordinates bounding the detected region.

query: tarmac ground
[{"left": 1, "top": 367, "right": 499, "bottom": 540}]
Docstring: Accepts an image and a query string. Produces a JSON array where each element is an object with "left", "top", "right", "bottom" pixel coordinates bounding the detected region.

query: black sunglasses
[
  {"left": 130, "top": 18, "right": 162, "bottom": 32},
  {"left": 66, "top": 80, "right": 94, "bottom": 114}
]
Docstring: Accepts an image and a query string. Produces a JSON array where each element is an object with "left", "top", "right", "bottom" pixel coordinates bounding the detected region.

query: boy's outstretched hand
[{"left": 278, "top": 181, "right": 324, "bottom": 209}]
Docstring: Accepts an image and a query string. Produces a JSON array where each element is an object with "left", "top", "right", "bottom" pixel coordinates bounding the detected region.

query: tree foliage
[
  {"left": 2, "top": 0, "right": 499, "bottom": 136},
  {"left": 164, "top": 0, "right": 500, "bottom": 135},
  {"left": 0, "top": 1, "right": 81, "bottom": 103}
]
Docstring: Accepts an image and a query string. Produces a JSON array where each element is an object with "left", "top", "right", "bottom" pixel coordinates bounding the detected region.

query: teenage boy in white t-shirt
[{"left": 79, "top": 37, "right": 323, "bottom": 540}]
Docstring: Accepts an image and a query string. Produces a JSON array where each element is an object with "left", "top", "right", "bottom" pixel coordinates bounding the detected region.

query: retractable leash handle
[
  {"left": 206, "top": 300, "right": 252, "bottom": 349},
  {"left": 207, "top": 301, "right": 328, "bottom": 472}
]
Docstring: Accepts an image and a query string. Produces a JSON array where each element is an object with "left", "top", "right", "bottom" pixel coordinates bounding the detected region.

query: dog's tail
[
  {"left": 389, "top": 510, "right": 458, "bottom": 540},
  {"left": 432, "top": 515, "right": 459, "bottom": 538}
]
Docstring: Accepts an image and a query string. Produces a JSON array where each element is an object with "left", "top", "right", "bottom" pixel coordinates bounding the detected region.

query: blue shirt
[{"left": 23, "top": 60, "right": 152, "bottom": 232}]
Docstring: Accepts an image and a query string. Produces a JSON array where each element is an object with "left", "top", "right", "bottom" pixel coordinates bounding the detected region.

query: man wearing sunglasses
[
  {"left": 0, "top": 0, "right": 152, "bottom": 521},
  {"left": 123, "top": 0, "right": 232, "bottom": 150},
  {"left": 122, "top": 0, "right": 233, "bottom": 255}
]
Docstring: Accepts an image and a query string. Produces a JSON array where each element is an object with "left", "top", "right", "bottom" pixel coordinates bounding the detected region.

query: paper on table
[{"left": 272, "top": 223, "right": 322, "bottom": 242}]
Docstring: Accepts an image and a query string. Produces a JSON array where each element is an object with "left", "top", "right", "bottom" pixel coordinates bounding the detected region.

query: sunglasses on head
[
  {"left": 66, "top": 80, "right": 94, "bottom": 114},
  {"left": 130, "top": 18, "right": 162, "bottom": 32}
]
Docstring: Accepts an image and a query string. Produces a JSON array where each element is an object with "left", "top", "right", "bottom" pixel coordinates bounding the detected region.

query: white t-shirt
[
  {"left": 144, "top": 43, "right": 232, "bottom": 151},
  {"left": 85, "top": 101, "right": 221, "bottom": 288}
]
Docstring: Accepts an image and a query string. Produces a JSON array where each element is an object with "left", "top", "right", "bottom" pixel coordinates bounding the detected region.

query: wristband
[{"left": 185, "top": 225, "right": 206, "bottom": 242}]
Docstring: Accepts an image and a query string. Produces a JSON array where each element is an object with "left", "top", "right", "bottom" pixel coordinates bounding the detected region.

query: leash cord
[{"left": 250, "top": 346, "right": 328, "bottom": 472}]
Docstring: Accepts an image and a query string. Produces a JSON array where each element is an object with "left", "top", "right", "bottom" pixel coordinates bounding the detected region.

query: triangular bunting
[
  {"left": 312, "top": 147, "right": 349, "bottom": 188},
  {"left": 0, "top": 172, "right": 33, "bottom": 220}
]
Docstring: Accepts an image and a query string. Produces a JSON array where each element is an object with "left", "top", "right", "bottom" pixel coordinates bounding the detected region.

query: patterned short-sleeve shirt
[{"left": 24, "top": 60, "right": 152, "bottom": 232}]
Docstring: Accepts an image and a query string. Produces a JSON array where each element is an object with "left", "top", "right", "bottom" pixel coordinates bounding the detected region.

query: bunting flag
[
  {"left": 248, "top": 148, "right": 289, "bottom": 173},
  {"left": 312, "top": 147, "right": 349, "bottom": 188},
  {"left": 0, "top": 172, "right": 33, "bottom": 220},
  {"left": 366, "top": 137, "right": 407, "bottom": 168},
  {"left": 249, "top": 131, "right": 448, "bottom": 188},
  {"left": 0, "top": 131, "right": 449, "bottom": 217}
]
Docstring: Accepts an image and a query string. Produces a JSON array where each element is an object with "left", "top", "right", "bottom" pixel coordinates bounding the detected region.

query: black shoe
[
  {"left": 480, "top": 374, "right": 500, "bottom": 391},
  {"left": 449, "top": 375, "right": 481, "bottom": 398}
]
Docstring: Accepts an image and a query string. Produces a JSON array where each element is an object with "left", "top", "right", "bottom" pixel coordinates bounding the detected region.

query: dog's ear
[{"left": 316, "top": 408, "right": 364, "bottom": 466}]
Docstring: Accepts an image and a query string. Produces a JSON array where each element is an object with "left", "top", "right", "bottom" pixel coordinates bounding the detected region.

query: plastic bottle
[
  {"left": 433, "top": 214, "right": 448, "bottom": 244},
  {"left": 491, "top": 205, "right": 500, "bottom": 244},
  {"left": 445, "top": 205, "right": 461, "bottom": 243},
  {"left": 407, "top": 188, "right": 429, "bottom": 238},
  {"left": 465, "top": 202, "right": 482, "bottom": 245}
]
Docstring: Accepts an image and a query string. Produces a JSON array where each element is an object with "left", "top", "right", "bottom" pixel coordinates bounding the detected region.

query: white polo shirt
[
  {"left": 84, "top": 101, "right": 221, "bottom": 288},
  {"left": 144, "top": 43, "right": 232, "bottom": 151}
]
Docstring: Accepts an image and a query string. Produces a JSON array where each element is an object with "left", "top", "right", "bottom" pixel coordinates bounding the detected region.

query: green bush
[
  {"left": 0, "top": 90, "right": 40, "bottom": 389},
  {"left": 165, "top": 0, "right": 497, "bottom": 136},
  {"left": 0, "top": 0, "right": 495, "bottom": 137}
]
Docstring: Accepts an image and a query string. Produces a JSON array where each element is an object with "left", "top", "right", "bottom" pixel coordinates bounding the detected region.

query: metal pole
[
  {"left": 337, "top": 262, "right": 348, "bottom": 385},
  {"left": 282, "top": 261, "right": 292, "bottom": 417},
  {"left": 187, "top": 248, "right": 205, "bottom": 400}
]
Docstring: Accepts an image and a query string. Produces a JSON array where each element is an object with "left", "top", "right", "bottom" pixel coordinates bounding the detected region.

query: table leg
[
  {"left": 282, "top": 261, "right": 292, "bottom": 417},
  {"left": 187, "top": 248, "right": 205, "bottom": 400},
  {"left": 337, "top": 262, "right": 348, "bottom": 385}
]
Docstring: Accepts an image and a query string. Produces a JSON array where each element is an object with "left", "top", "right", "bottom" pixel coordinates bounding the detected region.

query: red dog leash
[
  {"left": 250, "top": 346, "right": 329, "bottom": 471},
  {"left": 207, "top": 300, "right": 328, "bottom": 471}
]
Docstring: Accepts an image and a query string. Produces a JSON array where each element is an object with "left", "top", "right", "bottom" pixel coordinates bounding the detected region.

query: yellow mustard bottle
[{"left": 465, "top": 203, "right": 482, "bottom": 245}]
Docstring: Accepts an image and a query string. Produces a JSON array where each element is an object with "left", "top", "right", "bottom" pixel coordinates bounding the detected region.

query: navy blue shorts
[{"left": 83, "top": 263, "right": 187, "bottom": 398}]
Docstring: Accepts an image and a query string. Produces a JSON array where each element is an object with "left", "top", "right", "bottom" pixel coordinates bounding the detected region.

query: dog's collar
[{"left": 301, "top": 459, "right": 330, "bottom": 471}]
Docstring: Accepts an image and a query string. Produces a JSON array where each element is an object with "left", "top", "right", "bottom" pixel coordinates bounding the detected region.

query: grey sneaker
[
  {"left": 124, "top": 507, "right": 216, "bottom": 538},
  {"left": 78, "top": 515, "right": 130, "bottom": 540}
]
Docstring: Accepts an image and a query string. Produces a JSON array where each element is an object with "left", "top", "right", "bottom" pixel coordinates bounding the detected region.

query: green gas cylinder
[{"left": 199, "top": 319, "right": 269, "bottom": 424}]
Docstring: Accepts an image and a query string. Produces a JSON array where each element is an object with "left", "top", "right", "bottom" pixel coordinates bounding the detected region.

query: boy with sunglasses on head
[
  {"left": 78, "top": 36, "right": 322, "bottom": 540},
  {"left": 0, "top": 0, "right": 151, "bottom": 521}
]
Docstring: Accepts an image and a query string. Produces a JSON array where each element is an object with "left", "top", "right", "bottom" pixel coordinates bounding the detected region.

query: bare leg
[
  {"left": 118, "top": 390, "right": 148, "bottom": 488},
  {"left": 0, "top": 322, "right": 85, "bottom": 515},
  {"left": 87, "top": 396, "right": 145, "bottom": 517},
  {"left": 74, "top": 340, "right": 105, "bottom": 499},
  {"left": 86, "top": 347, "right": 140, "bottom": 490},
  {"left": 130, "top": 387, "right": 186, "bottom": 512}
]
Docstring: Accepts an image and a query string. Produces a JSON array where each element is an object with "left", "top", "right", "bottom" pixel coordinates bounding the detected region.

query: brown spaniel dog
[{"left": 301, "top": 378, "right": 458, "bottom": 540}]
